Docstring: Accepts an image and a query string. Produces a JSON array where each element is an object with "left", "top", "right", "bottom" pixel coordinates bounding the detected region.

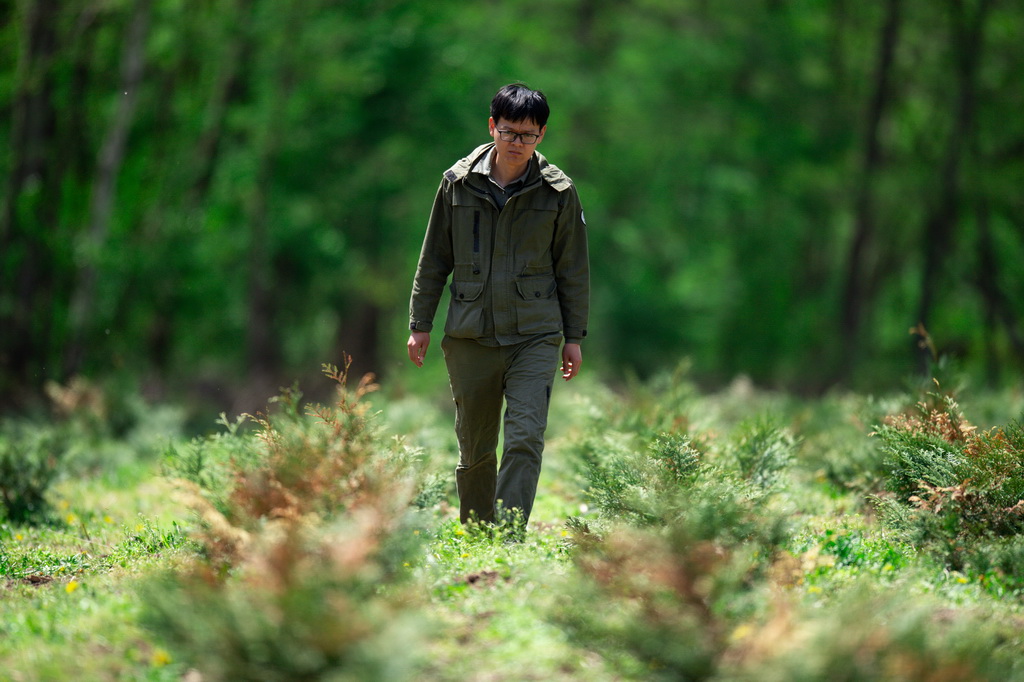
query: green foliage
[
  {"left": 161, "top": 412, "right": 254, "bottom": 518},
  {"left": 569, "top": 420, "right": 792, "bottom": 548},
  {"left": 728, "top": 416, "right": 797, "bottom": 489},
  {"left": 0, "top": 424, "right": 68, "bottom": 524},
  {"left": 555, "top": 526, "right": 730, "bottom": 680},
  {"left": 5, "top": 0, "right": 1024, "bottom": 404},
  {"left": 556, "top": 387, "right": 800, "bottom": 678},
  {"left": 141, "top": 518, "right": 427, "bottom": 682},
  {"left": 649, "top": 432, "right": 702, "bottom": 482},
  {"left": 10, "top": 374, "right": 1024, "bottom": 680},
  {"left": 875, "top": 393, "right": 1024, "bottom": 575},
  {"left": 792, "top": 393, "right": 893, "bottom": 494},
  {"left": 163, "top": 364, "right": 411, "bottom": 544},
  {"left": 728, "top": 585, "right": 1024, "bottom": 681},
  {"left": 145, "top": 364, "right": 431, "bottom": 679}
]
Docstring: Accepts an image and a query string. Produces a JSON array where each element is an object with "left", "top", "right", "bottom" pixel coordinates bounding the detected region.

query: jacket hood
[{"left": 444, "top": 143, "right": 572, "bottom": 192}]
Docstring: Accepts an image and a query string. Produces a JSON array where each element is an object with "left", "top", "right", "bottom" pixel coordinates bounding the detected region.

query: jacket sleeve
[
  {"left": 552, "top": 185, "right": 590, "bottom": 343},
  {"left": 409, "top": 180, "right": 454, "bottom": 332}
]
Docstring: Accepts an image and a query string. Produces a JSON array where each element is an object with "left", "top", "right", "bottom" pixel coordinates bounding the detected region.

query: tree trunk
[
  {"left": 975, "top": 202, "right": 1024, "bottom": 381},
  {"left": 64, "top": 0, "right": 152, "bottom": 377},
  {"left": 837, "top": 0, "right": 901, "bottom": 380},
  {"left": 914, "top": 0, "right": 991, "bottom": 372},
  {"left": 188, "top": 0, "right": 252, "bottom": 210},
  {"left": 334, "top": 301, "right": 381, "bottom": 385},
  {"left": 0, "top": 0, "right": 60, "bottom": 404},
  {"left": 241, "top": 7, "right": 300, "bottom": 404}
]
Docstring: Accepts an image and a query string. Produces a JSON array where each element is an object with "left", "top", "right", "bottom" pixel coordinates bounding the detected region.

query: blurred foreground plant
[
  {"left": 722, "top": 582, "right": 1024, "bottom": 681},
  {"left": 557, "top": 404, "right": 796, "bottom": 678},
  {"left": 147, "top": 360, "right": 430, "bottom": 680}
]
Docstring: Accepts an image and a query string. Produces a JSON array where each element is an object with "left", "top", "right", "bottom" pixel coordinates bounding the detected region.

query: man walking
[{"left": 407, "top": 83, "right": 589, "bottom": 532}]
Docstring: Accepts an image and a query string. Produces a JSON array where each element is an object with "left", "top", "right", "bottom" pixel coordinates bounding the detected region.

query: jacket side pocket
[
  {"left": 514, "top": 274, "right": 561, "bottom": 335},
  {"left": 445, "top": 281, "right": 486, "bottom": 338}
]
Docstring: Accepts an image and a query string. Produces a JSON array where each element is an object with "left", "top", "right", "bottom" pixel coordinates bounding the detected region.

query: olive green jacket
[{"left": 409, "top": 143, "right": 589, "bottom": 345}]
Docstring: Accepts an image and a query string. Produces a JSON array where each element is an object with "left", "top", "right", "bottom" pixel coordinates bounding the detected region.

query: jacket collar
[{"left": 445, "top": 143, "right": 572, "bottom": 192}]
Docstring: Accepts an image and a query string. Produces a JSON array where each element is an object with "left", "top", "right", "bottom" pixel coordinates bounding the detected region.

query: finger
[{"left": 408, "top": 342, "right": 423, "bottom": 367}]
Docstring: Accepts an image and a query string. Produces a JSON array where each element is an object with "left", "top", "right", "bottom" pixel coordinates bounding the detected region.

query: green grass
[
  {"left": 2, "top": 371, "right": 1024, "bottom": 680},
  {"left": 1, "top": 461, "right": 194, "bottom": 681}
]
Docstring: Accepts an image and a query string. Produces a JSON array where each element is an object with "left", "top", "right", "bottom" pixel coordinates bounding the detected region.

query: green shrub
[
  {"left": 725, "top": 584, "right": 1024, "bottom": 681},
  {"left": 556, "top": 421, "right": 794, "bottom": 678},
  {"left": 162, "top": 412, "right": 255, "bottom": 519},
  {"left": 143, "top": 515, "right": 427, "bottom": 682},
  {"left": 787, "top": 393, "right": 892, "bottom": 494},
  {"left": 728, "top": 416, "right": 796, "bottom": 489},
  {"left": 649, "top": 432, "right": 702, "bottom": 482},
  {"left": 569, "top": 419, "right": 791, "bottom": 546},
  {"left": 961, "top": 534, "right": 1024, "bottom": 596},
  {"left": 569, "top": 428, "right": 655, "bottom": 523},
  {"left": 0, "top": 424, "right": 69, "bottom": 524},
  {"left": 145, "top": 361, "right": 430, "bottom": 679},
  {"left": 875, "top": 394, "right": 1024, "bottom": 571},
  {"left": 554, "top": 526, "right": 723, "bottom": 680},
  {"left": 163, "top": 364, "right": 411, "bottom": 550}
]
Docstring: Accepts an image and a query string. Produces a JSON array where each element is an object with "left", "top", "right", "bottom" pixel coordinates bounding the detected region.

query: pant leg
[
  {"left": 495, "top": 334, "right": 561, "bottom": 525},
  {"left": 442, "top": 335, "right": 504, "bottom": 524}
]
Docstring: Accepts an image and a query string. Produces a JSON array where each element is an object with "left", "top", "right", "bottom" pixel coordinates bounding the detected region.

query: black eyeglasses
[{"left": 496, "top": 129, "right": 541, "bottom": 144}]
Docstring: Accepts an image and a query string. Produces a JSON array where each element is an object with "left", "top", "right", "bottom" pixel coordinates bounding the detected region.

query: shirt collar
[{"left": 471, "top": 148, "right": 534, "bottom": 189}]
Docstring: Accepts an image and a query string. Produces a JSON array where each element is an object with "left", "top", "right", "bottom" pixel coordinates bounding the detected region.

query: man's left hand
[{"left": 561, "top": 343, "right": 582, "bottom": 381}]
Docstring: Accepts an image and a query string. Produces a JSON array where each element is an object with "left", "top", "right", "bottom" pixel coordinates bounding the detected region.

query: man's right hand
[{"left": 407, "top": 332, "right": 431, "bottom": 367}]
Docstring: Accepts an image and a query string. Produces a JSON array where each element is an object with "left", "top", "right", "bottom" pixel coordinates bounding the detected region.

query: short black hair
[{"left": 490, "top": 83, "right": 549, "bottom": 128}]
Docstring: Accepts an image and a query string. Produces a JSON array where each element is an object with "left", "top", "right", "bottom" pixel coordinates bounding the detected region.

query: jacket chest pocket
[
  {"left": 452, "top": 201, "right": 490, "bottom": 271},
  {"left": 514, "top": 274, "right": 561, "bottom": 335}
]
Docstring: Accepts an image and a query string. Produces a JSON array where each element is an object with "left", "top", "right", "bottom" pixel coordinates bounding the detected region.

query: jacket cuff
[
  {"left": 410, "top": 320, "right": 433, "bottom": 332},
  {"left": 564, "top": 328, "right": 586, "bottom": 344}
]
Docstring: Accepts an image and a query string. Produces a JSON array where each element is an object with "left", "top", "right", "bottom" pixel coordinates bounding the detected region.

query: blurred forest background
[{"left": 2, "top": 0, "right": 1022, "bottom": 414}]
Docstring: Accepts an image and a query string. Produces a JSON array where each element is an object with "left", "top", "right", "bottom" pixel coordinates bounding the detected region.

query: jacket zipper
[{"left": 472, "top": 211, "right": 481, "bottom": 275}]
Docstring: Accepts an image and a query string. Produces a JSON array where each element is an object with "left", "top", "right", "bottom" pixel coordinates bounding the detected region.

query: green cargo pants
[{"left": 441, "top": 333, "right": 562, "bottom": 526}]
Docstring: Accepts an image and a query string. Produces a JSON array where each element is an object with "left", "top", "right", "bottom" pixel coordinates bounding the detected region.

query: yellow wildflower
[
  {"left": 730, "top": 624, "right": 754, "bottom": 642},
  {"left": 66, "top": 580, "right": 80, "bottom": 594},
  {"left": 151, "top": 649, "right": 172, "bottom": 667}
]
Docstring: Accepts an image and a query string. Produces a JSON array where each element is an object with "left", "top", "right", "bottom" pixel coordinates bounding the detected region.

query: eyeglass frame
[{"left": 495, "top": 129, "right": 541, "bottom": 145}]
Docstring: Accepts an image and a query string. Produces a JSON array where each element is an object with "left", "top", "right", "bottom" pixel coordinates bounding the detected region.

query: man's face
[{"left": 489, "top": 117, "right": 546, "bottom": 169}]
